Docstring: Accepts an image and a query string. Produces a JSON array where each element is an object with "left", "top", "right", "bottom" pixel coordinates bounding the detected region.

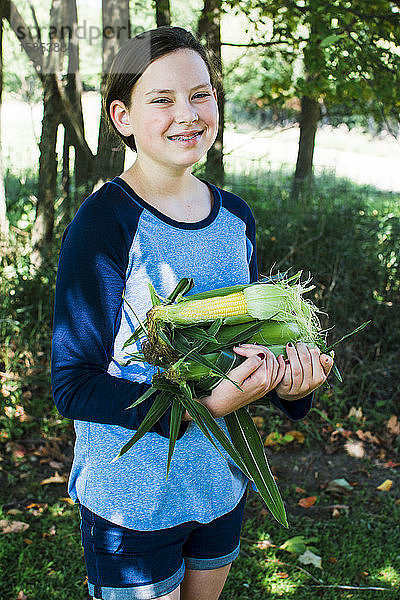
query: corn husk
[{"left": 114, "top": 273, "right": 369, "bottom": 528}]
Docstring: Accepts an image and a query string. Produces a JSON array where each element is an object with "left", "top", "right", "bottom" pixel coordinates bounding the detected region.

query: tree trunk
[
  {"left": 30, "top": 0, "right": 64, "bottom": 270},
  {"left": 93, "top": 0, "right": 130, "bottom": 189},
  {"left": 0, "top": 15, "right": 9, "bottom": 256},
  {"left": 155, "top": 0, "right": 171, "bottom": 27},
  {"left": 197, "top": 0, "right": 224, "bottom": 186},
  {"left": 30, "top": 74, "right": 61, "bottom": 270},
  {"left": 292, "top": 95, "right": 320, "bottom": 197},
  {"left": 61, "top": 0, "right": 94, "bottom": 205}
]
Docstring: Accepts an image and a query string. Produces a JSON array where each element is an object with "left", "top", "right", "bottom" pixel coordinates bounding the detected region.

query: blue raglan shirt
[{"left": 51, "top": 177, "right": 311, "bottom": 530}]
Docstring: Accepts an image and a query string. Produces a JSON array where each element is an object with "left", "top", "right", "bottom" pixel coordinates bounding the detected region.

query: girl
[{"left": 51, "top": 26, "right": 333, "bottom": 600}]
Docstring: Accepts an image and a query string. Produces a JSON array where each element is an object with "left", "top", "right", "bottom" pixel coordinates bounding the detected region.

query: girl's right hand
[{"left": 197, "top": 347, "right": 285, "bottom": 419}]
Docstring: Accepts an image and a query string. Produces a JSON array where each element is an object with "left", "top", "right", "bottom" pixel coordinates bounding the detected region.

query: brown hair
[{"left": 103, "top": 26, "right": 220, "bottom": 152}]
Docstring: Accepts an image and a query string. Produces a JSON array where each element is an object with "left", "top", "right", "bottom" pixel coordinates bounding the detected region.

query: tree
[
  {"left": 0, "top": 2, "right": 8, "bottom": 256},
  {"left": 198, "top": 0, "right": 225, "bottom": 185},
  {"left": 224, "top": 0, "right": 400, "bottom": 195},
  {"left": 155, "top": 0, "right": 171, "bottom": 27},
  {"left": 4, "top": 0, "right": 129, "bottom": 268}
]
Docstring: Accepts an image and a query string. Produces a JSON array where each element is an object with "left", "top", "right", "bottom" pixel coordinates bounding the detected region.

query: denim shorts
[{"left": 79, "top": 490, "right": 247, "bottom": 600}]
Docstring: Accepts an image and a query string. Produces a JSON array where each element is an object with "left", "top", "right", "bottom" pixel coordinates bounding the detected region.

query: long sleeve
[{"left": 50, "top": 185, "right": 185, "bottom": 437}]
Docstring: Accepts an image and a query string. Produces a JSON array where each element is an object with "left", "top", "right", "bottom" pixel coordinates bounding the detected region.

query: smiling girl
[{"left": 51, "top": 26, "right": 332, "bottom": 600}]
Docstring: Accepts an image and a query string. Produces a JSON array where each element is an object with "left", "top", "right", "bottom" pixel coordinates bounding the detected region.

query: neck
[{"left": 125, "top": 156, "right": 197, "bottom": 199}]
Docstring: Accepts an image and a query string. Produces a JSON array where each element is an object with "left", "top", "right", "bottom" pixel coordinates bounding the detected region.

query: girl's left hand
[{"left": 275, "top": 341, "right": 334, "bottom": 401}]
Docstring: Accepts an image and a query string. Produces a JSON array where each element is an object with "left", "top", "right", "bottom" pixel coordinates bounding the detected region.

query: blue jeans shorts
[{"left": 79, "top": 490, "right": 247, "bottom": 600}]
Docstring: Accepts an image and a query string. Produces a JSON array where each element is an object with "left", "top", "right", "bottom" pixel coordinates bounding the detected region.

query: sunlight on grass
[{"left": 376, "top": 565, "right": 400, "bottom": 586}]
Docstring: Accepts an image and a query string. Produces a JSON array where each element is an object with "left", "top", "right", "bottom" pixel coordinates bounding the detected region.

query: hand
[
  {"left": 198, "top": 344, "right": 286, "bottom": 419},
  {"left": 275, "top": 342, "right": 334, "bottom": 401}
]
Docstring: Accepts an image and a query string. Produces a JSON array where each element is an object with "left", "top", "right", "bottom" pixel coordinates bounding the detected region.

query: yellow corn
[{"left": 152, "top": 291, "right": 248, "bottom": 324}]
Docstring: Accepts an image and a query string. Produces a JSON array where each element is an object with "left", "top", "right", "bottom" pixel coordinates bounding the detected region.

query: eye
[
  {"left": 193, "top": 92, "right": 211, "bottom": 99},
  {"left": 151, "top": 98, "right": 171, "bottom": 104}
]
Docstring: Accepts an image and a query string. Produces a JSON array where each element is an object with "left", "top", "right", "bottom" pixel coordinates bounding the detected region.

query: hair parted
[{"left": 103, "top": 26, "right": 220, "bottom": 152}]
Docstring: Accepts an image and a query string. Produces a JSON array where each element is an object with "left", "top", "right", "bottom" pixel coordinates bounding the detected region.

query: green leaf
[
  {"left": 179, "top": 385, "right": 252, "bottom": 479},
  {"left": 148, "top": 282, "right": 162, "bottom": 306},
  {"left": 122, "top": 289, "right": 148, "bottom": 336},
  {"left": 320, "top": 34, "right": 342, "bottom": 48},
  {"left": 325, "top": 320, "right": 371, "bottom": 352},
  {"left": 165, "top": 278, "right": 195, "bottom": 304},
  {"left": 125, "top": 385, "right": 158, "bottom": 410},
  {"left": 172, "top": 332, "right": 243, "bottom": 391},
  {"left": 166, "top": 399, "right": 185, "bottom": 478},
  {"left": 224, "top": 408, "right": 288, "bottom": 527},
  {"left": 113, "top": 392, "right": 172, "bottom": 460}
]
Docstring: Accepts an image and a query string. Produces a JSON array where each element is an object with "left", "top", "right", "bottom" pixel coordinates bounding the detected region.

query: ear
[{"left": 109, "top": 100, "right": 133, "bottom": 137}]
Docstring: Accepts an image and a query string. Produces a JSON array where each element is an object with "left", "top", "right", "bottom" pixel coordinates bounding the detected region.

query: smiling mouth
[{"left": 167, "top": 131, "right": 204, "bottom": 142}]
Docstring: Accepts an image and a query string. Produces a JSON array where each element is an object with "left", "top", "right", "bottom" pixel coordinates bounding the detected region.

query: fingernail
[
  {"left": 287, "top": 342, "right": 293, "bottom": 347},
  {"left": 325, "top": 356, "right": 331, "bottom": 363},
  {"left": 285, "top": 359, "right": 290, "bottom": 364},
  {"left": 257, "top": 352, "right": 266, "bottom": 359}
]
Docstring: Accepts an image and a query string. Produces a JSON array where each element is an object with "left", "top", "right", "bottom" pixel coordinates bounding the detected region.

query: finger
[
  {"left": 296, "top": 342, "right": 313, "bottom": 382},
  {"left": 233, "top": 344, "right": 269, "bottom": 357},
  {"left": 274, "top": 354, "right": 286, "bottom": 385},
  {"left": 320, "top": 353, "right": 334, "bottom": 376},
  {"left": 286, "top": 342, "right": 303, "bottom": 392},
  {"left": 228, "top": 353, "right": 265, "bottom": 384}
]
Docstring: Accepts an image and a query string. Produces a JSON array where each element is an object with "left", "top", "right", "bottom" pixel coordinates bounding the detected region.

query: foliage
[{"left": 223, "top": 0, "right": 400, "bottom": 132}]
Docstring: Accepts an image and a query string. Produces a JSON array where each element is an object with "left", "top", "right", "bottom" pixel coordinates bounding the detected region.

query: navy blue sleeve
[
  {"left": 51, "top": 185, "right": 186, "bottom": 437},
  {"left": 242, "top": 193, "right": 312, "bottom": 421}
]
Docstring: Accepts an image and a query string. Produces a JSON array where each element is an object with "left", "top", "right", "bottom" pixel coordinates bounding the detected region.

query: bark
[
  {"left": 155, "top": 0, "right": 171, "bottom": 27},
  {"left": 292, "top": 95, "right": 321, "bottom": 192},
  {"left": 61, "top": 0, "right": 94, "bottom": 205},
  {"left": 30, "top": 0, "right": 64, "bottom": 270},
  {"left": 0, "top": 14, "right": 9, "bottom": 256},
  {"left": 93, "top": 0, "right": 130, "bottom": 189},
  {"left": 197, "top": 0, "right": 224, "bottom": 186}
]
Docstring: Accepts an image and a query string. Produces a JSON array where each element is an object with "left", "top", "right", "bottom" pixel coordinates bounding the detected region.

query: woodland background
[{"left": 0, "top": 1, "right": 399, "bottom": 599}]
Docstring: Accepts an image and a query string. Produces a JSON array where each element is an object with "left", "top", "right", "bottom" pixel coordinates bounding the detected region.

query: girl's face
[{"left": 111, "top": 49, "right": 219, "bottom": 171}]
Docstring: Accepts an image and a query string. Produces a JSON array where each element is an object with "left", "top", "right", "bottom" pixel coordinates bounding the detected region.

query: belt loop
[{"left": 94, "top": 584, "right": 103, "bottom": 599}]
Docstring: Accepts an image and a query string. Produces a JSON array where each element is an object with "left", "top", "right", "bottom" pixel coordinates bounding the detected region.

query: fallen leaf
[
  {"left": 384, "top": 461, "right": 400, "bottom": 468},
  {"left": 252, "top": 416, "right": 264, "bottom": 428},
  {"left": 298, "top": 496, "right": 317, "bottom": 508},
  {"left": 264, "top": 432, "right": 281, "bottom": 447},
  {"left": 256, "top": 539, "right": 275, "bottom": 549},
  {"left": 325, "top": 478, "right": 353, "bottom": 494},
  {"left": 295, "top": 486, "right": 306, "bottom": 494},
  {"left": 344, "top": 440, "right": 365, "bottom": 458},
  {"left": 332, "top": 508, "right": 340, "bottom": 518},
  {"left": 17, "top": 591, "right": 27, "bottom": 600},
  {"left": 49, "top": 460, "right": 64, "bottom": 470},
  {"left": 24, "top": 538, "right": 33, "bottom": 545},
  {"left": 377, "top": 479, "right": 393, "bottom": 492},
  {"left": 286, "top": 430, "right": 305, "bottom": 443},
  {"left": 387, "top": 415, "right": 400, "bottom": 435},
  {"left": 40, "top": 471, "right": 67, "bottom": 485},
  {"left": 280, "top": 535, "right": 317, "bottom": 554},
  {"left": 298, "top": 549, "right": 322, "bottom": 569},
  {"left": 356, "top": 430, "right": 380, "bottom": 445},
  {"left": 7, "top": 509, "right": 23, "bottom": 516},
  {"left": 347, "top": 406, "right": 364, "bottom": 421},
  {"left": 0, "top": 520, "right": 30, "bottom": 534},
  {"left": 60, "top": 497, "right": 75, "bottom": 505},
  {"left": 329, "top": 556, "right": 338, "bottom": 563},
  {"left": 276, "top": 572, "right": 289, "bottom": 578}
]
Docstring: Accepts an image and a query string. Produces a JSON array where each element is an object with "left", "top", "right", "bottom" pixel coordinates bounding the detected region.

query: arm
[{"left": 51, "top": 190, "right": 186, "bottom": 437}]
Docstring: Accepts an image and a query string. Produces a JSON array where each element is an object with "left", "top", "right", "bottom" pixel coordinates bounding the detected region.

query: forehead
[{"left": 134, "top": 49, "right": 211, "bottom": 94}]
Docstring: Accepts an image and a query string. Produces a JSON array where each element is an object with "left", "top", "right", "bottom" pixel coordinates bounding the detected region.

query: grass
[{"left": 1, "top": 166, "right": 399, "bottom": 599}]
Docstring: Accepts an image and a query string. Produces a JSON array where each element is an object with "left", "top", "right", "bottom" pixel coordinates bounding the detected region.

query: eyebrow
[{"left": 144, "top": 83, "right": 212, "bottom": 96}]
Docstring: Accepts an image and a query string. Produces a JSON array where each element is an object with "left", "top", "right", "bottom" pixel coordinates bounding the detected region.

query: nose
[{"left": 175, "top": 98, "right": 198, "bottom": 124}]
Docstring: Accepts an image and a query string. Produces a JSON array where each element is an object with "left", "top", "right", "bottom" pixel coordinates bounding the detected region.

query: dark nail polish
[
  {"left": 288, "top": 342, "right": 293, "bottom": 347},
  {"left": 257, "top": 352, "right": 265, "bottom": 359}
]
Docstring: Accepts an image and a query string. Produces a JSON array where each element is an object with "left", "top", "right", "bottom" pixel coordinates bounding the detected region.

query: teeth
[{"left": 170, "top": 132, "right": 201, "bottom": 141}]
